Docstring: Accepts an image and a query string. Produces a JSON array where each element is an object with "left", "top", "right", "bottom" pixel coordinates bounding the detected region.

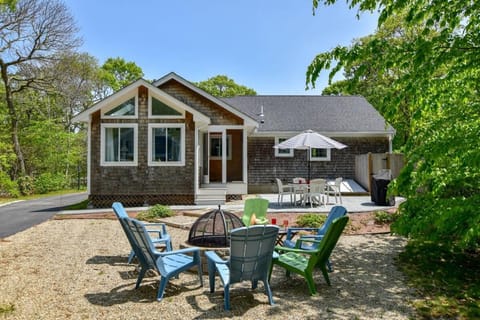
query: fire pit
[{"left": 188, "top": 205, "right": 244, "bottom": 247}]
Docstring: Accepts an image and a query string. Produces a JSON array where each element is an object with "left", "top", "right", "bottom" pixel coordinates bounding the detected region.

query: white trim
[
  {"left": 275, "top": 136, "right": 294, "bottom": 157},
  {"left": 87, "top": 118, "right": 91, "bottom": 194},
  {"left": 310, "top": 148, "right": 331, "bottom": 161},
  {"left": 242, "top": 129, "right": 247, "bottom": 184},
  {"left": 147, "top": 123, "right": 185, "bottom": 166},
  {"left": 100, "top": 123, "right": 138, "bottom": 166},
  {"left": 101, "top": 94, "right": 138, "bottom": 119}
]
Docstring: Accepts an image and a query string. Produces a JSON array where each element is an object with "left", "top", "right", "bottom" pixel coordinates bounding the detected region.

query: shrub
[
  {"left": 374, "top": 210, "right": 398, "bottom": 225},
  {"left": 137, "top": 204, "right": 175, "bottom": 222},
  {"left": 33, "top": 173, "right": 67, "bottom": 194},
  {"left": 296, "top": 213, "right": 327, "bottom": 228},
  {"left": 17, "top": 175, "right": 34, "bottom": 196},
  {"left": 0, "top": 172, "right": 19, "bottom": 198}
]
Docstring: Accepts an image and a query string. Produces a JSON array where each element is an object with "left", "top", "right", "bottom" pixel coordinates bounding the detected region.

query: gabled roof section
[
  {"left": 153, "top": 72, "right": 258, "bottom": 128},
  {"left": 72, "top": 78, "right": 210, "bottom": 124},
  {"left": 222, "top": 95, "right": 395, "bottom": 137}
]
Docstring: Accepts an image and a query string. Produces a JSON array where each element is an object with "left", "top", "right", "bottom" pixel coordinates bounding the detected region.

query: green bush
[
  {"left": 0, "top": 172, "right": 19, "bottom": 198},
  {"left": 137, "top": 204, "right": 175, "bottom": 222},
  {"left": 33, "top": 173, "right": 67, "bottom": 194},
  {"left": 17, "top": 175, "right": 34, "bottom": 196},
  {"left": 296, "top": 213, "right": 327, "bottom": 228},
  {"left": 374, "top": 211, "right": 399, "bottom": 225}
]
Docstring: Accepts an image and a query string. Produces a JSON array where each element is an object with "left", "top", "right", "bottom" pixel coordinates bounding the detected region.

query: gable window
[
  {"left": 275, "top": 137, "right": 293, "bottom": 157},
  {"left": 103, "top": 97, "right": 137, "bottom": 118},
  {"left": 101, "top": 124, "right": 138, "bottom": 166},
  {"left": 210, "top": 134, "right": 232, "bottom": 160},
  {"left": 310, "top": 148, "right": 331, "bottom": 161},
  {"left": 149, "top": 96, "right": 183, "bottom": 118},
  {"left": 148, "top": 124, "right": 185, "bottom": 166}
]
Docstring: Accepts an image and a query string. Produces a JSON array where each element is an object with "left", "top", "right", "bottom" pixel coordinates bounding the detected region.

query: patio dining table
[{"left": 288, "top": 180, "right": 330, "bottom": 207}]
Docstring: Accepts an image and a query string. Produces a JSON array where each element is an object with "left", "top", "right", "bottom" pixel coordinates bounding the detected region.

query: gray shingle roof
[{"left": 222, "top": 95, "right": 394, "bottom": 135}]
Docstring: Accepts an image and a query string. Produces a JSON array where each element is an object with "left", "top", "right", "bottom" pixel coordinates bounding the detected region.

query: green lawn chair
[
  {"left": 241, "top": 198, "right": 269, "bottom": 226},
  {"left": 270, "top": 216, "right": 349, "bottom": 295}
]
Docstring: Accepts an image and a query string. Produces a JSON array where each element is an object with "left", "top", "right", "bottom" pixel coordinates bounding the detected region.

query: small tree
[{"left": 195, "top": 75, "right": 256, "bottom": 97}]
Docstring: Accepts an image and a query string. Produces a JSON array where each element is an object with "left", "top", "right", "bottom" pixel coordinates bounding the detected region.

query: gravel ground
[{"left": 0, "top": 219, "right": 417, "bottom": 319}]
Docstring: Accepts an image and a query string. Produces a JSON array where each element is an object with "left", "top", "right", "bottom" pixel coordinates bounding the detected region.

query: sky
[{"left": 63, "top": 0, "right": 378, "bottom": 95}]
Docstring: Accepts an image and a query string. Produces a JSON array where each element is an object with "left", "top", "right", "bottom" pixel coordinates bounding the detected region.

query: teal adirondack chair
[
  {"left": 205, "top": 225, "right": 279, "bottom": 310},
  {"left": 124, "top": 217, "right": 203, "bottom": 301},
  {"left": 112, "top": 202, "right": 172, "bottom": 263},
  {"left": 271, "top": 216, "right": 349, "bottom": 295},
  {"left": 241, "top": 198, "right": 269, "bottom": 226}
]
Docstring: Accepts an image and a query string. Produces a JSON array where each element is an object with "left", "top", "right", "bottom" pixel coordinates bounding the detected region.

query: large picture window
[
  {"left": 101, "top": 124, "right": 137, "bottom": 166},
  {"left": 275, "top": 137, "right": 293, "bottom": 157},
  {"left": 310, "top": 148, "right": 331, "bottom": 161},
  {"left": 148, "top": 124, "right": 185, "bottom": 166}
]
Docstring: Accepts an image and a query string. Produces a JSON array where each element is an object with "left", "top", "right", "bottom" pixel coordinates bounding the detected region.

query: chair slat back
[
  {"left": 124, "top": 217, "right": 158, "bottom": 271},
  {"left": 242, "top": 198, "right": 269, "bottom": 226},
  {"left": 308, "top": 216, "right": 349, "bottom": 270},
  {"left": 229, "top": 225, "right": 279, "bottom": 283},
  {"left": 317, "top": 205, "right": 347, "bottom": 235}
]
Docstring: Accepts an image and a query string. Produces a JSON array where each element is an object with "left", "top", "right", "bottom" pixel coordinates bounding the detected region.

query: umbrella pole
[{"left": 307, "top": 147, "right": 311, "bottom": 182}]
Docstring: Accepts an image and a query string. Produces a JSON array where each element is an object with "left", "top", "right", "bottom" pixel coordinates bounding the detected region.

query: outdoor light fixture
[{"left": 258, "top": 105, "right": 265, "bottom": 124}]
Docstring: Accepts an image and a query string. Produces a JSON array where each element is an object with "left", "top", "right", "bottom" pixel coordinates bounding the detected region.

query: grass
[
  {"left": 396, "top": 241, "right": 480, "bottom": 319},
  {"left": 0, "top": 189, "right": 86, "bottom": 205}
]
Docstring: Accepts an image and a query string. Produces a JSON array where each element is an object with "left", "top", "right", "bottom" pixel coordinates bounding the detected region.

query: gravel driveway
[{"left": 0, "top": 219, "right": 416, "bottom": 319}]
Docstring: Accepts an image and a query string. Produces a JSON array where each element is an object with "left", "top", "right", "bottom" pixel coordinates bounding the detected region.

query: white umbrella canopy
[{"left": 273, "top": 129, "right": 347, "bottom": 181}]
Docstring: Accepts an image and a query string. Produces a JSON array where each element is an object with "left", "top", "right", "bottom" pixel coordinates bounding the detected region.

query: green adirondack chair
[
  {"left": 241, "top": 198, "right": 269, "bottom": 226},
  {"left": 271, "top": 216, "right": 349, "bottom": 295}
]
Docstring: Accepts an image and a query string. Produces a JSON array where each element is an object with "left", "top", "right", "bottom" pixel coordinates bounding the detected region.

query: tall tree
[
  {"left": 0, "top": 0, "right": 80, "bottom": 177},
  {"left": 195, "top": 75, "right": 256, "bottom": 97},
  {"left": 98, "top": 57, "right": 144, "bottom": 98},
  {"left": 308, "top": 0, "right": 480, "bottom": 249}
]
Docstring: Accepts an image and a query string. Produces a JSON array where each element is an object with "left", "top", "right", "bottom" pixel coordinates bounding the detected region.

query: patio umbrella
[{"left": 273, "top": 129, "right": 347, "bottom": 181}]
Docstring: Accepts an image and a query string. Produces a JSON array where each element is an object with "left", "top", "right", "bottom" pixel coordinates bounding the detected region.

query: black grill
[{"left": 188, "top": 205, "right": 244, "bottom": 247}]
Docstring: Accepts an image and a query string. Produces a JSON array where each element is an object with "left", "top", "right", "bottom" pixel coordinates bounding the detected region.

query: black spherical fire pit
[{"left": 188, "top": 205, "right": 244, "bottom": 247}]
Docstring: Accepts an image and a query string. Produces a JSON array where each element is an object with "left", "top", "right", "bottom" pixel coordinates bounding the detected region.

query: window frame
[
  {"left": 101, "top": 94, "right": 138, "bottom": 119},
  {"left": 148, "top": 123, "right": 186, "bottom": 166},
  {"left": 100, "top": 123, "right": 138, "bottom": 166},
  {"left": 148, "top": 94, "right": 185, "bottom": 119},
  {"left": 310, "top": 148, "right": 331, "bottom": 161},
  {"left": 275, "top": 137, "right": 294, "bottom": 157},
  {"left": 210, "top": 133, "right": 232, "bottom": 160}
]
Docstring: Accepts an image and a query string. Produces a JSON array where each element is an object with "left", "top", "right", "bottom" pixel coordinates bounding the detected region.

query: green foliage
[
  {"left": 137, "top": 204, "right": 175, "bottom": 222},
  {"left": 310, "top": 0, "right": 480, "bottom": 251},
  {"left": 100, "top": 57, "right": 144, "bottom": 92},
  {"left": 195, "top": 75, "right": 257, "bottom": 97},
  {"left": 397, "top": 241, "right": 480, "bottom": 319},
  {"left": 0, "top": 303, "right": 15, "bottom": 316},
  {"left": 296, "top": 213, "right": 327, "bottom": 228},
  {"left": 33, "top": 173, "right": 67, "bottom": 194},
  {"left": 17, "top": 175, "right": 34, "bottom": 196},
  {"left": 374, "top": 211, "right": 398, "bottom": 225},
  {"left": 0, "top": 171, "right": 18, "bottom": 197}
]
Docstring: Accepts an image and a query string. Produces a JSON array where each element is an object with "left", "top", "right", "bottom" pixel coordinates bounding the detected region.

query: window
[
  {"left": 310, "top": 148, "right": 331, "bottom": 161},
  {"left": 103, "top": 97, "right": 137, "bottom": 118},
  {"left": 148, "top": 124, "right": 185, "bottom": 166},
  {"left": 101, "top": 124, "right": 137, "bottom": 166},
  {"left": 149, "top": 96, "right": 183, "bottom": 118},
  {"left": 275, "top": 137, "right": 293, "bottom": 157},
  {"left": 210, "top": 134, "right": 232, "bottom": 160}
]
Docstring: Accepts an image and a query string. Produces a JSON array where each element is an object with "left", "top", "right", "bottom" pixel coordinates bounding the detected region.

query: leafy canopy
[{"left": 195, "top": 75, "right": 256, "bottom": 97}]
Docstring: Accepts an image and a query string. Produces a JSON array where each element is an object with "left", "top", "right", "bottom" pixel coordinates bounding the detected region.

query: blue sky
[{"left": 64, "top": 1, "right": 378, "bottom": 95}]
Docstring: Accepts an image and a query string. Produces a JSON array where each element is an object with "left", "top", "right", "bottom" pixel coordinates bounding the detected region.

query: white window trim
[
  {"left": 210, "top": 133, "right": 232, "bottom": 160},
  {"left": 100, "top": 123, "right": 138, "bottom": 166},
  {"left": 148, "top": 94, "right": 185, "bottom": 119},
  {"left": 310, "top": 148, "right": 331, "bottom": 161},
  {"left": 148, "top": 123, "right": 185, "bottom": 166},
  {"left": 101, "top": 94, "right": 138, "bottom": 119},
  {"left": 275, "top": 137, "right": 293, "bottom": 157}
]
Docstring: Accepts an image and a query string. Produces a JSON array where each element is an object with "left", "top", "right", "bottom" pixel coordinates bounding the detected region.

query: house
[{"left": 72, "top": 72, "right": 394, "bottom": 207}]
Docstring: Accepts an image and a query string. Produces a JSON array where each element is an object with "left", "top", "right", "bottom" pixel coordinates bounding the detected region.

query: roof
[{"left": 222, "top": 95, "right": 395, "bottom": 137}]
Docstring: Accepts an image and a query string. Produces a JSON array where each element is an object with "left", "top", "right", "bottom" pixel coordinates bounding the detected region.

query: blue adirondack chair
[
  {"left": 124, "top": 217, "right": 203, "bottom": 301},
  {"left": 271, "top": 216, "right": 349, "bottom": 295},
  {"left": 112, "top": 202, "right": 172, "bottom": 263},
  {"left": 205, "top": 225, "right": 279, "bottom": 310},
  {"left": 283, "top": 205, "right": 347, "bottom": 271}
]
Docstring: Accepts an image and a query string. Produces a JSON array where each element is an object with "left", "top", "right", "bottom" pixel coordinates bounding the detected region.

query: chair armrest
[
  {"left": 141, "top": 222, "right": 168, "bottom": 233},
  {"left": 154, "top": 247, "right": 199, "bottom": 257},
  {"left": 294, "top": 238, "right": 322, "bottom": 249},
  {"left": 274, "top": 245, "right": 317, "bottom": 255},
  {"left": 205, "top": 251, "right": 228, "bottom": 264},
  {"left": 299, "top": 234, "right": 324, "bottom": 241},
  {"left": 286, "top": 227, "right": 317, "bottom": 240}
]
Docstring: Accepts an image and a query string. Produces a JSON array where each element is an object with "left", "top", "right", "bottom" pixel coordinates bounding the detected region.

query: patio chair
[
  {"left": 242, "top": 198, "right": 269, "bottom": 226},
  {"left": 124, "top": 217, "right": 203, "bottom": 301},
  {"left": 112, "top": 202, "right": 172, "bottom": 263},
  {"left": 205, "top": 225, "right": 279, "bottom": 310},
  {"left": 292, "top": 177, "right": 307, "bottom": 205},
  {"left": 283, "top": 205, "right": 347, "bottom": 271},
  {"left": 271, "top": 216, "right": 349, "bottom": 295},
  {"left": 275, "top": 178, "right": 293, "bottom": 207},
  {"left": 326, "top": 177, "right": 343, "bottom": 204},
  {"left": 306, "top": 178, "right": 327, "bottom": 207}
]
